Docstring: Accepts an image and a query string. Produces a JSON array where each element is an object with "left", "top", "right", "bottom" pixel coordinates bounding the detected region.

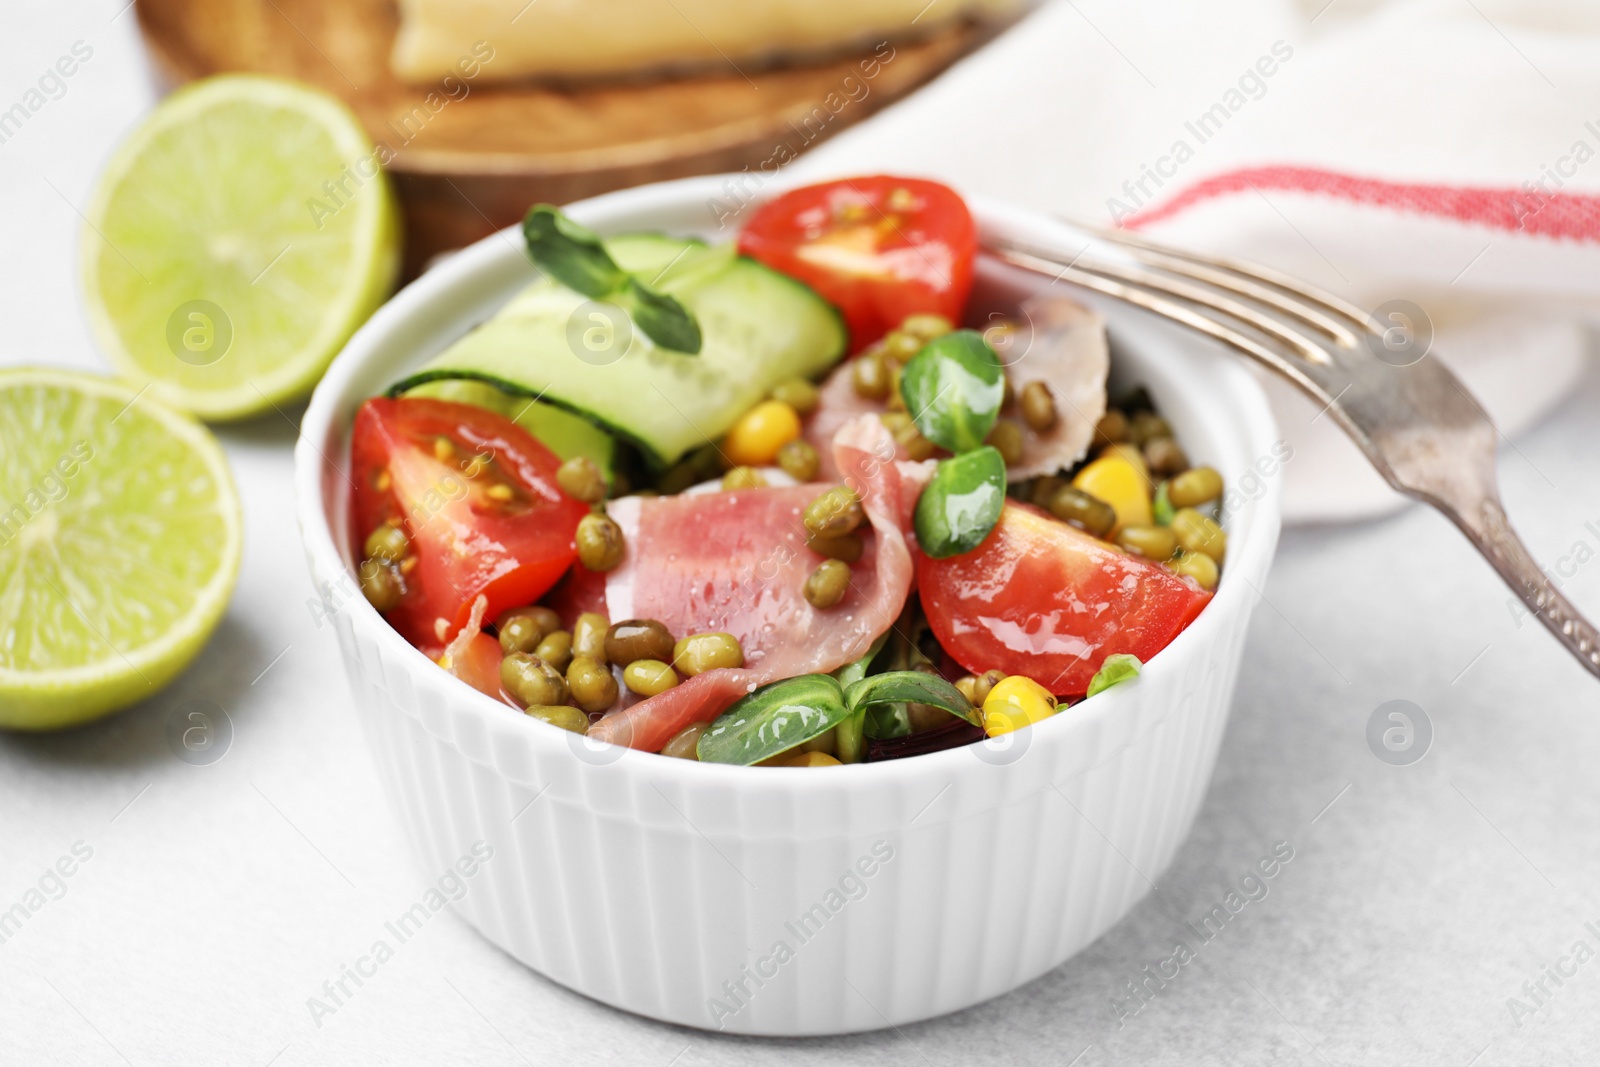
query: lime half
[
  {"left": 0, "top": 368, "right": 242, "bottom": 730},
  {"left": 83, "top": 74, "right": 399, "bottom": 421}
]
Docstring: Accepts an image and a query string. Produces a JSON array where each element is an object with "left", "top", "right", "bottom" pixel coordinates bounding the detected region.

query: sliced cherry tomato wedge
[
  {"left": 350, "top": 397, "right": 589, "bottom": 647},
  {"left": 917, "top": 503, "right": 1212, "bottom": 697},
  {"left": 737, "top": 175, "right": 977, "bottom": 352},
  {"left": 540, "top": 556, "right": 608, "bottom": 626}
]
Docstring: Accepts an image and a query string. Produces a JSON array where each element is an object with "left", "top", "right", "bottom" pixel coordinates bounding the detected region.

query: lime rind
[
  {"left": 0, "top": 368, "right": 242, "bottom": 730},
  {"left": 81, "top": 74, "right": 400, "bottom": 421}
]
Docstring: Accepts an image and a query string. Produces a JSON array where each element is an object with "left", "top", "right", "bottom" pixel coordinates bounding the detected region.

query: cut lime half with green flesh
[
  {"left": 0, "top": 368, "right": 242, "bottom": 730},
  {"left": 83, "top": 74, "right": 399, "bottom": 421}
]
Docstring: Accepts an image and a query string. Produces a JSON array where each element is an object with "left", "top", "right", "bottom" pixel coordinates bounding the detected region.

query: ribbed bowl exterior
[{"left": 297, "top": 176, "right": 1282, "bottom": 1036}]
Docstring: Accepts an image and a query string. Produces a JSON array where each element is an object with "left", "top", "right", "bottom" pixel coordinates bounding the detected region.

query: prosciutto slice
[
  {"left": 588, "top": 417, "right": 930, "bottom": 752},
  {"left": 804, "top": 294, "right": 1109, "bottom": 482}
]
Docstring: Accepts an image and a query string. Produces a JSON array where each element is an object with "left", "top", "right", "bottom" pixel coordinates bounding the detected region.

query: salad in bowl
[{"left": 345, "top": 176, "right": 1230, "bottom": 767}]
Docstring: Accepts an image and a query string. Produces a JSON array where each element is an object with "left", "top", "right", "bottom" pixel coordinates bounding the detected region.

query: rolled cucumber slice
[{"left": 389, "top": 235, "right": 846, "bottom": 468}]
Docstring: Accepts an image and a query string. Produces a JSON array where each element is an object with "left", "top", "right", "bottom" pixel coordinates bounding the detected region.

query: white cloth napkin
[{"left": 795, "top": 0, "right": 1600, "bottom": 522}]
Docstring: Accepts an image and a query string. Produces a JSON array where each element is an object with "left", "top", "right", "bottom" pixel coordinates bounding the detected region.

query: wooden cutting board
[{"left": 135, "top": 0, "right": 997, "bottom": 274}]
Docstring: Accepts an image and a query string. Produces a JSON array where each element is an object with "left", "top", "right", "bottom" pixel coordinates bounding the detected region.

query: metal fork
[{"left": 985, "top": 224, "right": 1600, "bottom": 681}]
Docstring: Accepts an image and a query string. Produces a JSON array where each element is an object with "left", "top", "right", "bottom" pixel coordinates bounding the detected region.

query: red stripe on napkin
[{"left": 1125, "top": 165, "right": 1600, "bottom": 243}]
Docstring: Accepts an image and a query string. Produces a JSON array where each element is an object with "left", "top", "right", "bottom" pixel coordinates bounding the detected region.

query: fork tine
[
  {"left": 989, "top": 243, "right": 1337, "bottom": 396},
  {"left": 993, "top": 239, "right": 1335, "bottom": 367},
  {"left": 990, "top": 226, "right": 1600, "bottom": 684},
  {"left": 1084, "top": 239, "right": 1361, "bottom": 349},
  {"left": 1073, "top": 220, "right": 1375, "bottom": 331}
]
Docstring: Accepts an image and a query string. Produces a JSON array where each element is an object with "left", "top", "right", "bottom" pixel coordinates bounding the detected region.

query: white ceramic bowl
[{"left": 294, "top": 175, "right": 1282, "bottom": 1036}]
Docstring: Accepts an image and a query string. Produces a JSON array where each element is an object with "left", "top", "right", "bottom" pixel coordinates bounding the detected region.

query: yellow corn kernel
[
  {"left": 776, "top": 751, "right": 842, "bottom": 768},
  {"left": 1102, "top": 442, "right": 1150, "bottom": 481},
  {"left": 723, "top": 400, "right": 802, "bottom": 468},
  {"left": 981, "top": 675, "right": 1060, "bottom": 737},
  {"left": 1071, "top": 455, "right": 1152, "bottom": 534}
]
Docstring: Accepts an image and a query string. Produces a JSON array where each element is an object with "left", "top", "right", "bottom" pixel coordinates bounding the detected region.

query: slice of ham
[
  {"left": 1001, "top": 296, "right": 1109, "bottom": 478},
  {"left": 803, "top": 356, "right": 888, "bottom": 484},
  {"left": 436, "top": 595, "right": 508, "bottom": 703},
  {"left": 588, "top": 417, "right": 930, "bottom": 752},
  {"left": 803, "top": 294, "right": 1109, "bottom": 482}
]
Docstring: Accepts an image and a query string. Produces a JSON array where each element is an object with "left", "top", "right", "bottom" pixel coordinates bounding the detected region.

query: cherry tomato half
[
  {"left": 350, "top": 397, "right": 589, "bottom": 647},
  {"left": 917, "top": 503, "right": 1212, "bottom": 697},
  {"left": 737, "top": 176, "right": 978, "bottom": 352}
]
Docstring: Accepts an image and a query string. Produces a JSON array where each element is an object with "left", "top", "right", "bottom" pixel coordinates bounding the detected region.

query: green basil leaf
[
  {"left": 522, "top": 204, "right": 625, "bottom": 299},
  {"left": 831, "top": 634, "right": 890, "bottom": 763},
  {"left": 522, "top": 205, "right": 703, "bottom": 355},
  {"left": 899, "top": 329, "right": 1004, "bottom": 454},
  {"left": 696, "top": 674, "right": 848, "bottom": 765},
  {"left": 1086, "top": 653, "right": 1142, "bottom": 698},
  {"left": 914, "top": 446, "right": 1007, "bottom": 559},
  {"left": 617, "top": 278, "right": 702, "bottom": 354},
  {"left": 845, "top": 670, "right": 980, "bottom": 727},
  {"left": 1153, "top": 481, "right": 1175, "bottom": 526},
  {"left": 834, "top": 633, "right": 890, "bottom": 689},
  {"left": 863, "top": 702, "right": 911, "bottom": 740},
  {"left": 834, "top": 710, "right": 868, "bottom": 764}
]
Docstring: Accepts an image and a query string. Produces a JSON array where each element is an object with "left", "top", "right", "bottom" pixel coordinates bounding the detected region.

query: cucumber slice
[
  {"left": 400, "top": 378, "right": 617, "bottom": 480},
  {"left": 606, "top": 232, "right": 708, "bottom": 269},
  {"left": 390, "top": 236, "right": 846, "bottom": 468}
]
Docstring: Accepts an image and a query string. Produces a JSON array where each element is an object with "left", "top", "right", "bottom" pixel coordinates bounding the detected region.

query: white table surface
[{"left": 3, "top": 5, "right": 1599, "bottom": 1065}]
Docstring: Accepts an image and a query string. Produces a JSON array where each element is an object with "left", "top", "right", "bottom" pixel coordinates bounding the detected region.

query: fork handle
[{"left": 1456, "top": 497, "right": 1600, "bottom": 678}]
